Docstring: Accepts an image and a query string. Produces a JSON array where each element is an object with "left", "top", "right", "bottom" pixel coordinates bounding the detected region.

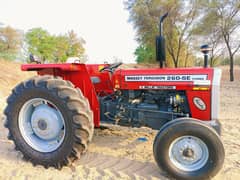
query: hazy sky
[{"left": 0, "top": 0, "right": 138, "bottom": 63}]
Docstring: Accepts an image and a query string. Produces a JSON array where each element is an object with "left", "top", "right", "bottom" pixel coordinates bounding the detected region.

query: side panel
[
  {"left": 113, "top": 68, "right": 214, "bottom": 121},
  {"left": 186, "top": 91, "right": 211, "bottom": 120},
  {"left": 211, "top": 68, "right": 222, "bottom": 121}
]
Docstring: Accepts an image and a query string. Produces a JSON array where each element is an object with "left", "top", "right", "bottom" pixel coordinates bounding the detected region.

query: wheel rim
[
  {"left": 18, "top": 98, "right": 65, "bottom": 153},
  {"left": 169, "top": 135, "right": 209, "bottom": 172}
]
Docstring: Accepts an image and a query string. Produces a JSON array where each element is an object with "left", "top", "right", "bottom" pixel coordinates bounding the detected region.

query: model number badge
[
  {"left": 193, "top": 97, "right": 206, "bottom": 110},
  {"left": 125, "top": 75, "right": 207, "bottom": 82}
]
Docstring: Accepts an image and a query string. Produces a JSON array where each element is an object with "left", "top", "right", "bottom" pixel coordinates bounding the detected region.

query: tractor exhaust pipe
[
  {"left": 156, "top": 13, "right": 168, "bottom": 68},
  {"left": 159, "top": 12, "right": 168, "bottom": 37}
]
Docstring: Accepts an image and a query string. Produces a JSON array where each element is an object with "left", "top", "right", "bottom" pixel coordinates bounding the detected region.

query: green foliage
[
  {"left": 52, "top": 35, "right": 69, "bottom": 62},
  {"left": 219, "top": 58, "right": 229, "bottom": 66},
  {"left": 134, "top": 45, "right": 155, "bottom": 63},
  {"left": 235, "top": 56, "right": 240, "bottom": 66},
  {"left": 25, "top": 28, "right": 55, "bottom": 62},
  {"left": 25, "top": 28, "right": 85, "bottom": 63},
  {"left": 220, "top": 56, "right": 240, "bottom": 66},
  {"left": 0, "top": 52, "right": 17, "bottom": 61}
]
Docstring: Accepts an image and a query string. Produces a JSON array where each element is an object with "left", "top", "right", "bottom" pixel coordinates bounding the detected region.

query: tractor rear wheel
[
  {"left": 153, "top": 118, "right": 224, "bottom": 180},
  {"left": 4, "top": 75, "right": 94, "bottom": 168}
]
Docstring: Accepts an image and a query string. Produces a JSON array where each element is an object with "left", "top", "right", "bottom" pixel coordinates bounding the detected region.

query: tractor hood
[{"left": 112, "top": 67, "right": 222, "bottom": 122}]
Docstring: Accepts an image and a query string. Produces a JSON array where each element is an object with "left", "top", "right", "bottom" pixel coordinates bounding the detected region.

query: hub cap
[
  {"left": 18, "top": 98, "right": 65, "bottom": 152},
  {"left": 169, "top": 135, "right": 209, "bottom": 171}
]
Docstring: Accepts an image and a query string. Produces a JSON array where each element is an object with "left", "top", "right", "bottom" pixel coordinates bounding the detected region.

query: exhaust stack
[{"left": 156, "top": 13, "right": 168, "bottom": 68}]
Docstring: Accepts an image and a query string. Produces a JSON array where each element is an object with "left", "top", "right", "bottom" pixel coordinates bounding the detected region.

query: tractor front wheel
[
  {"left": 4, "top": 75, "right": 94, "bottom": 168},
  {"left": 153, "top": 118, "right": 224, "bottom": 180}
]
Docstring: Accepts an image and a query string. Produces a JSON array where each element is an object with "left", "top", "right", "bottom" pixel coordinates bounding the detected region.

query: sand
[{"left": 0, "top": 61, "right": 239, "bottom": 179}]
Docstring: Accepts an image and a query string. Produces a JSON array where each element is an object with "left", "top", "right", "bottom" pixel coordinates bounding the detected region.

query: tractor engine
[{"left": 100, "top": 90, "right": 190, "bottom": 129}]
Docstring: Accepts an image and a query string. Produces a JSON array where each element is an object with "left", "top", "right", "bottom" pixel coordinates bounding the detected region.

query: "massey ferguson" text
[{"left": 125, "top": 75, "right": 207, "bottom": 82}]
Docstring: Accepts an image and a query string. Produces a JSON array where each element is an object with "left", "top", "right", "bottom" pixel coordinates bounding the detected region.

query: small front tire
[{"left": 153, "top": 119, "right": 224, "bottom": 180}]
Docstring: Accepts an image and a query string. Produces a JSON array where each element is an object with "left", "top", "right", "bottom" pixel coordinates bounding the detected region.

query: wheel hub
[
  {"left": 31, "top": 104, "right": 63, "bottom": 140},
  {"left": 182, "top": 148, "right": 194, "bottom": 158},
  {"left": 169, "top": 135, "right": 209, "bottom": 171},
  {"left": 37, "top": 119, "right": 47, "bottom": 130},
  {"left": 18, "top": 98, "right": 66, "bottom": 152}
]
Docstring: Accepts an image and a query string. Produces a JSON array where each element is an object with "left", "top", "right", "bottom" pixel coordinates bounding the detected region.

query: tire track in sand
[{"left": 76, "top": 152, "right": 169, "bottom": 179}]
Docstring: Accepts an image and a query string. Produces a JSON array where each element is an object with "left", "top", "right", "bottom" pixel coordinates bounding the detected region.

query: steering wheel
[{"left": 99, "top": 62, "right": 122, "bottom": 73}]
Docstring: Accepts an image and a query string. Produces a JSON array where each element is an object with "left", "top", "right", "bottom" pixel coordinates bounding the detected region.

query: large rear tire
[
  {"left": 153, "top": 118, "right": 224, "bottom": 180},
  {"left": 4, "top": 75, "right": 94, "bottom": 168}
]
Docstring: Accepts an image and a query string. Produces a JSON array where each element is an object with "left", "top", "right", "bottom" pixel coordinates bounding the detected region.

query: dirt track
[{"left": 0, "top": 60, "right": 239, "bottom": 179}]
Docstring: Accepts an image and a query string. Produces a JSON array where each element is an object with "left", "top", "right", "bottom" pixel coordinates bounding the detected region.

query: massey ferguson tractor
[{"left": 4, "top": 13, "right": 224, "bottom": 179}]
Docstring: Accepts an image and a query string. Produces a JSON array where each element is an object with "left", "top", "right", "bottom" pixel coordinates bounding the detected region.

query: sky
[{"left": 0, "top": 0, "right": 138, "bottom": 63}]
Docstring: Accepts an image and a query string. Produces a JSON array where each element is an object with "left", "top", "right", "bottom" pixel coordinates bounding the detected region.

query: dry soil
[{"left": 0, "top": 60, "right": 239, "bottom": 179}]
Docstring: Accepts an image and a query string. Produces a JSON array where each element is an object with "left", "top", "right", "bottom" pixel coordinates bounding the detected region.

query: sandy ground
[{"left": 0, "top": 60, "right": 239, "bottom": 179}]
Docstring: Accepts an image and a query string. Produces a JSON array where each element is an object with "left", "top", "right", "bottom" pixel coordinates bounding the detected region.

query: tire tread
[{"left": 4, "top": 75, "right": 94, "bottom": 169}]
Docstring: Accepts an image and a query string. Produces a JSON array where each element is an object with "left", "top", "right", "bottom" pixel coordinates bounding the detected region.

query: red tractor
[{"left": 4, "top": 14, "right": 224, "bottom": 179}]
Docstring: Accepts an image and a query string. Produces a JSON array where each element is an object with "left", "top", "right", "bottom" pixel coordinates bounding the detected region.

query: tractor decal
[{"left": 125, "top": 74, "right": 208, "bottom": 82}]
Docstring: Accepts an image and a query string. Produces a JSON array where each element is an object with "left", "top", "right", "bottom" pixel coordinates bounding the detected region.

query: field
[{"left": 0, "top": 59, "right": 239, "bottom": 179}]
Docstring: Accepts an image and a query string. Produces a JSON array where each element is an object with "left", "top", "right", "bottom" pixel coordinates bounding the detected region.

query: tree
[
  {"left": 25, "top": 28, "right": 86, "bottom": 63},
  {"left": 191, "top": 10, "right": 224, "bottom": 67},
  {"left": 216, "top": 0, "right": 240, "bottom": 81},
  {"left": 164, "top": 0, "right": 200, "bottom": 67},
  {"left": 196, "top": 0, "right": 240, "bottom": 81},
  {"left": 66, "top": 30, "right": 85, "bottom": 59},
  {"left": 52, "top": 35, "right": 69, "bottom": 62},
  {"left": 125, "top": 0, "right": 199, "bottom": 67},
  {"left": 0, "top": 26, "right": 23, "bottom": 60},
  {"left": 25, "top": 28, "right": 55, "bottom": 62}
]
